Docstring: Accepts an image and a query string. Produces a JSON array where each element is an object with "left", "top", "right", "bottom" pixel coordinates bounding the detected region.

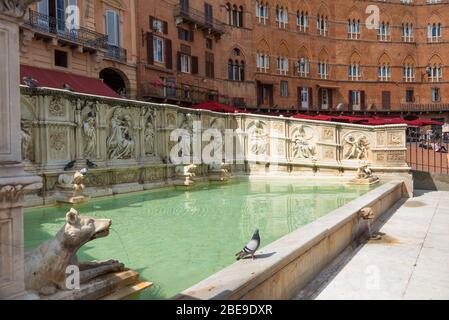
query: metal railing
[
  {"left": 174, "top": 5, "right": 225, "bottom": 34},
  {"left": 105, "top": 45, "right": 127, "bottom": 63},
  {"left": 26, "top": 9, "right": 108, "bottom": 50},
  {"left": 141, "top": 82, "right": 218, "bottom": 104},
  {"left": 407, "top": 129, "right": 449, "bottom": 174},
  {"left": 400, "top": 103, "right": 449, "bottom": 112}
]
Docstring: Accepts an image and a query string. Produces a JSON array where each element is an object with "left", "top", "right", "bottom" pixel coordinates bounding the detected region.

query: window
[
  {"left": 351, "top": 91, "right": 361, "bottom": 110},
  {"left": 54, "top": 49, "right": 68, "bottom": 68},
  {"left": 105, "top": 10, "right": 120, "bottom": 46},
  {"left": 378, "top": 64, "right": 391, "bottom": 81},
  {"left": 348, "top": 63, "right": 361, "bottom": 81},
  {"left": 401, "top": 23, "right": 414, "bottom": 42},
  {"left": 275, "top": 5, "right": 288, "bottom": 28},
  {"left": 153, "top": 36, "right": 164, "bottom": 63},
  {"left": 297, "top": 58, "right": 309, "bottom": 77},
  {"left": 318, "top": 61, "right": 328, "bottom": 79},
  {"left": 256, "top": 53, "right": 269, "bottom": 72},
  {"left": 204, "top": 3, "right": 213, "bottom": 24},
  {"left": 227, "top": 4, "right": 243, "bottom": 27},
  {"left": 348, "top": 19, "right": 360, "bottom": 39},
  {"left": 377, "top": 22, "right": 390, "bottom": 41},
  {"left": 228, "top": 59, "right": 245, "bottom": 81},
  {"left": 427, "top": 0, "right": 441, "bottom": 3},
  {"left": 401, "top": 0, "right": 413, "bottom": 3},
  {"left": 429, "top": 65, "right": 442, "bottom": 82},
  {"left": 317, "top": 15, "right": 328, "bottom": 36},
  {"left": 255, "top": 1, "right": 268, "bottom": 24},
  {"left": 428, "top": 23, "right": 442, "bottom": 42},
  {"left": 277, "top": 57, "right": 288, "bottom": 75},
  {"left": 180, "top": 54, "right": 190, "bottom": 73},
  {"left": 205, "top": 52, "right": 214, "bottom": 78},
  {"left": 406, "top": 89, "right": 414, "bottom": 103},
  {"left": 403, "top": 64, "right": 414, "bottom": 82},
  {"left": 206, "top": 38, "right": 213, "bottom": 50},
  {"left": 178, "top": 28, "right": 193, "bottom": 41},
  {"left": 432, "top": 88, "right": 441, "bottom": 102},
  {"left": 280, "top": 81, "right": 288, "bottom": 97},
  {"left": 296, "top": 10, "right": 308, "bottom": 31}
]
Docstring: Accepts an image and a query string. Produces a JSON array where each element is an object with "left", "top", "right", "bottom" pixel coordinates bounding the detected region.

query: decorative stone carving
[
  {"left": 143, "top": 110, "right": 155, "bottom": 156},
  {"left": 49, "top": 130, "right": 66, "bottom": 152},
  {"left": 107, "top": 108, "right": 135, "bottom": 160},
  {"left": 49, "top": 97, "right": 65, "bottom": 117},
  {"left": 20, "top": 28, "right": 34, "bottom": 53},
  {"left": 249, "top": 120, "right": 267, "bottom": 156},
  {"left": 209, "top": 162, "right": 231, "bottom": 182},
  {"left": 350, "top": 163, "right": 379, "bottom": 185},
  {"left": 166, "top": 113, "right": 176, "bottom": 127},
  {"left": 21, "top": 120, "right": 32, "bottom": 161},
  {"left": 291, "top": 125, "right": 317, "bottom": 160},
  {"left": 175, "top": 164, "right": 196, "bottom": 186},
  {"left": 177, "top": 113, "right": 193, "bottom": 158},
  {"left": 389, "top": 132, "right": 403, "bottom": 145},
  {"left": 53, "top": 168, "right": 89, "bottom": 204},
  {"left": 344, "top": 133, "right": 370, "bottom": 160},
  {"left": 0, "top": 0, "right": 40, "bottom": 18},
  {"left": 83, "top": 112, "right": 97, "bottom": 158},
  {"left": 24, "top": 208, "right": 125, "bottom": 296}
]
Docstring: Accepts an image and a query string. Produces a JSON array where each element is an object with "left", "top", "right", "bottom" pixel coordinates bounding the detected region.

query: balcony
[
  {"left": 105, "top": 45, "right": 127, "bottom": 63},
  {"left": 140, "top": 81, "right": 218, "bottom": 105},
  {"left": 400, "top": 103, "right": 449, "bottom": 112},
  {"left": 24, "top": 9, "right": 108, "bottom": 52},
  {"left": 174, "top": 5, "right": 225, "bottom": 39}
]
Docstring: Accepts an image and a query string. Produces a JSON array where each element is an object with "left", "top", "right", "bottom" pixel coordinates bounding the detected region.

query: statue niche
[
  {"left": 107, "top": 108, "right": 135, "bottom": 160},
  {"left": 248, "top": 120, "right": 267, "bottom": 156},
  {"left": 143, "top": 110, "right": 155, "bottom": 156},
  {"left": 82, "top": 111, "right": 97, "bottom": 158},
  {"left": 291, "top": 125, "right": 317, "bottom": 160}
]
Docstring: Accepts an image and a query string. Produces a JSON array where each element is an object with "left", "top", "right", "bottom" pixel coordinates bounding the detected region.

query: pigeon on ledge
[
  {"left": 86, "top": 159, "right": 98, "bottom": 168},
  {"left": 235, "top": 229, "right": 260, "bottom": 260},
  {"left": 64, "top": 160, "right": 76, "bottom": 171}
]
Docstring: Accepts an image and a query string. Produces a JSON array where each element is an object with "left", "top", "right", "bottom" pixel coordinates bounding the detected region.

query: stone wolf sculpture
[{"left": 24, "top": 208, "right": 124, "bottom": 296}]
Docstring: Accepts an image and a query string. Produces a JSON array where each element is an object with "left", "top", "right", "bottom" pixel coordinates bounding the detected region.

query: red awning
[
  {"left": 291, "top": 114, "right": 443, "bottom": 127},
  {"left": 193, "top": 101, "right": 244, "bottom": 113},
  {"left": 20, "top": 65, "right": 121, "bottom": 98}
]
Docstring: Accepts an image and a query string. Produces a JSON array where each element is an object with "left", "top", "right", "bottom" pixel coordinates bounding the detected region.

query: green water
[{"left": 24, "top": 178, "right": 373, "bottom": 299}]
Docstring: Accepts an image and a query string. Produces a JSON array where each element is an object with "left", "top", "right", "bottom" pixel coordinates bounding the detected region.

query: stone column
[{"left": 0, "top": 0, "right": 41, "bottom": 300}]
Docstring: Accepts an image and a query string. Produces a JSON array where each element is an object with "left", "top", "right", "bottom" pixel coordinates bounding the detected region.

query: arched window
[
  {"left": 347, "top": 19, "right": 360, "bottom": 39},
  {"left": 317, "top": 15, "right": 328, "bottom": 36},
  {"left": 377, "top": 21, "right": 390, "bottom": 41},
  {"left": 428, "top": 23, "right": 442, "bottom": 42},
  {"left": 255, "top": 1, "right": 269, "bottom": 24},
  {"left": 296, "top": 10, "right": 308, "bottom": 31},
  {"left": 228, "top": 49, "right": 245, "bottom": 80},
  {"left": 401, "top": 22, "right": 414, "bottom": 42},
  {"left": 276, "top": 6, "right": 288, "bottom": 28},
  {"left": 297, "top": 56, "right": 309, "bottom": 77},
  {"left": 227, "top": 4, "right": 244, "bottom": 27}
]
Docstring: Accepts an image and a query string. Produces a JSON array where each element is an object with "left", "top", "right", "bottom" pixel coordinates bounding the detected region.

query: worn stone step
[
  {"left": 100, "top": 281, "right": 153, "bottom": 300},
  {"left": 41, "top": 270, "right": 141, "bottom": 300}
]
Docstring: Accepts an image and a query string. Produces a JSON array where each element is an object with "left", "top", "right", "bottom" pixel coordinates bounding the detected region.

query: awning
[
  {"left": 193, "top": 101, "right": 244, "bottom": 113},
  {"left": 20, "top": 65, "right": 121, "bottom": 98}
]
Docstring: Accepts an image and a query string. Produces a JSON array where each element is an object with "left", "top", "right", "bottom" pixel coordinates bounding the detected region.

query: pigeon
[
  {"left": 22, "top": 76, "right": 39, "bottom": 88},
  {"left": 64, "top": 160, "right": 76, "bottom": 171},
  {"left": 79, "top": 168, "right": 88, "bottom": 176},
  {"left": 86, "top": 159, "right": 98, "bottom": 168},
  {"left": 235, "top": 229, "right": 260, "bottom": 260},
  {"left": 63, "top": 83, "right": 74, "bottom": 92}
]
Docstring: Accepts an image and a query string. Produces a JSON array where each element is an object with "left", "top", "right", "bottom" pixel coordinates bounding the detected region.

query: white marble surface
[{"left": 302, "top": 190, "right": 449, "bottom": 300}]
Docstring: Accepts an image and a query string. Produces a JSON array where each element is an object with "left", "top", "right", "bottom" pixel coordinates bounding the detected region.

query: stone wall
[{"left": 20, "top": 86, "right": 410, "bottom": 206}]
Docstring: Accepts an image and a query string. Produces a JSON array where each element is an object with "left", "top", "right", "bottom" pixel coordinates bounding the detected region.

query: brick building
[
  {"left": 17, "top": 0, "right": 449, "bottom": 122},
  {"left": 136, "top": 0, "right": 449, "bottom": 123},
  {"left": 19, "top": 0, "right": 138, "bottom": 98}
]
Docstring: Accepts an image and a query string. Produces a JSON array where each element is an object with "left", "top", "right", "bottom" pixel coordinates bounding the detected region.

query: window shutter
[
  {"left": 361, "top": 91, "right": 366, "bottom": 110},
  {"left": 177, "top": 52, "right": 182, "bottom": 72},
  {"left": 329, "top": 90, "right": 333, "bottom": 109},
  {"left": 165, "top": 38, "right": 172, "bottom": 69},
  {"left": 115, "top": 12, "right": 120, "bottom": 46},
  {"left": 147, "top": 32, "right": 154, "bottom": 65},
  {"left": 297, "top": 87, "right": 301, "bottom": 109},
  {"left": 189, "top": 30, "right": 194, "bottom": 42},
  {"left": 308, "top": 87, "right": 313, "bottom": 109},
  {"left": 149, "top": 16, "right": 154, "bottom": 30},
  {"left": 348, "top": 90, "right": 353, "bottom": 111},
  {"left": 191, "top": 56, "right": 199, "bottom": 74}
]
